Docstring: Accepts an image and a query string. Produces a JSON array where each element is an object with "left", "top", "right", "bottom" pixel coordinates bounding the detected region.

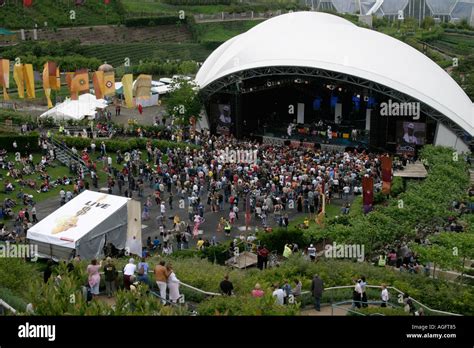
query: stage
[{"left": 393, "top": 162, "right": 428, "bottom": 179}]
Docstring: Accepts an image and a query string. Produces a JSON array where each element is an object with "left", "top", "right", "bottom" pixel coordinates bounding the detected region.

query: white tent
[
  {"left": 27, "top": 191, "right": 140, "bottom": 260},
  {"left": 39, "top": 93, "right": 108, "bottom": 121}
]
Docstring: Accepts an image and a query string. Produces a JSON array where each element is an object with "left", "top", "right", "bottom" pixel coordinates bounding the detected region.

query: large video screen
[
  {"left": 396, "top": 121, "right": 426, "bottom": 146},
  {"left": 212, "top": 103, "right": 232, "bottom": 135}
]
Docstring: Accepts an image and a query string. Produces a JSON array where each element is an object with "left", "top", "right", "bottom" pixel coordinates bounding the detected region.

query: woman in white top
[
  {"left": 123, "top": 258, "right": 136, "bottom": 290},
  {"left": 381, "top": 284, "right": 389, "bottom": 307},
  {"left": 166, "top": 265, "right": 180, "bottom": 303}
]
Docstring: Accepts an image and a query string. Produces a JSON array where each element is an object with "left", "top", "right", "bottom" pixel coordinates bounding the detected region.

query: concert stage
[{"left": 257, "top": 135, "right": 365, "bottom": 153}]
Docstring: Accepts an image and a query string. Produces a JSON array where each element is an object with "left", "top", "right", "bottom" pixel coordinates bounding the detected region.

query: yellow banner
[
  {"left": 71, "top": 72, "right": 89, "bottom": 93},
  {"left": 103, "top": 71, "right": 115, "bottom": 96},
  {"left": 121, "top": 73, "right": 134, "bottom": 108},
  {"left": 0, "top": 59, "right": 10, "bottom": 100},
  {"left": 92, "top": 71, "right": 104, "bottom": 99},
  {"left": 2, "top": 86, "right": 9, "bottom": 101},
  {"left": 133, "top": 74, "right": 152, "bottom": 99},
  {"left": 0, "top": 59, "right": 9, "bottom": 88},
  {"left": 13, "top": 64, "right": 25, "bottom": 99},
  {"left": 23, "top": 64, "right": 35, "bottom": 99},
  {"left": 44, "top": 88, "right": 53, "bottom": 108}
]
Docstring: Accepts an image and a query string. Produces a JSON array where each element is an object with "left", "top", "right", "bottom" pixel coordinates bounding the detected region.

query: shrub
[
  {"left": 0, "top": 287, "right": 28, "bottom": 313},
  {"left": 197, "top": 293, "right": 300, "bottom": 316},
  {"left": 256, "top": 228, "right": 310, "bottom": 254},
  {"left": 0, "top": 109, "right": 38, "bottom": 126},
  {"left": 347, "top": 306, "right": 409, "bottom": 316},
  {"left": 0, "top": 258, "right": 39, "bottom": 297},
  {"left": 0, "top": 132, "right": 40, "bottom": 152},
  {"left": 54, "top": 135, "right": 199, "bottom": 153}
]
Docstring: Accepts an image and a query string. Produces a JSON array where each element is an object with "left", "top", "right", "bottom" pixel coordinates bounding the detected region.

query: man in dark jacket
[
  {"left": 311, "top": 274, "right": 324, "bottom": 311},
  {"left": 219, "top": 275, "right": 234, "bottom": 296},
  {"left": 103, "top": 257, "right": 118, "bottom": 298}
]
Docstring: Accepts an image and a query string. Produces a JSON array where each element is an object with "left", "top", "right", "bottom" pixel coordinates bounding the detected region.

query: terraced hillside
[
  {"left": 17, "top": 24, "right": 192, "bottom": 45},
  {"left": 81, "top": 42, "right": 212, "bottom": 65},
  {"left": 430, "top": 33, "right": 474, "bottom": 56}
]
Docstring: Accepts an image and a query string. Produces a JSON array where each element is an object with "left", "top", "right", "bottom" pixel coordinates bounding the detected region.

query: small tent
[{"left": 27, "top": 190, "right": 141, "bottom": 260}]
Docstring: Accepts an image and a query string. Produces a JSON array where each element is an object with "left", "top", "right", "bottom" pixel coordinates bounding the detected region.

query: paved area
[{"left": 29, "top": 181, "right": 350, "bottom": 249}]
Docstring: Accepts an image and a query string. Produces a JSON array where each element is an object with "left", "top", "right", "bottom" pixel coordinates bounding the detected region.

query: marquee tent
[
  {"left": 39, "top": 93, "right": 108, "bottom": 121},
  {"left": 27, "top": 190, "right": 141, "bottom": 260}
]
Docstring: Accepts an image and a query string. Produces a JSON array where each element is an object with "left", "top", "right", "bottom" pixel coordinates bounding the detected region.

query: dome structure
[
  {"left": 196, "top": 11, "right": 474, "bottom": 138},
  {"left": 98, "top": 63, "right": 114, "bottom": 72}
]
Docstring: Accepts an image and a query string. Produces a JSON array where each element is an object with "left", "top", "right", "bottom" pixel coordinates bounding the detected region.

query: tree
[
  {"left": 165, "top": 78, "right": 202, "bottom": 127},
  {"left": 430, "top": 233, "right": 474, "bottom": 281},
  {"left": 422, "top": 16, "right": 435, "bottom": 29}
]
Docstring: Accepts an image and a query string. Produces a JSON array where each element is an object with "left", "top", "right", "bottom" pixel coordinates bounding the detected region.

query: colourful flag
[
  {"left": 13, "top": 64, "right": 25, "bottom": 99},
  {"left": 381, "top": 156, "right": 392, "bottom": 195},
  {"left": 92, "top": 71, "right": 104, "bottom": 99},
  {"left": 362, "top": 176, "right": 374, "bottom": 207},
  {"left": 23, "top": 64, "right": 35, "bottom": 99},
  {"left": 0, "top": 59, "right": 10, "bottom": 100},
  {"left": 133, "top": 74, "right": 152, "bottom": 99},
  {"left": 121, "top": 73, "right": 134, "bottom": 108},
  {"left": 103, "top": 71, "right": 115, "bottom": 96},
  {"left": 42, "top": 62, "right": 53, "bottom": 108},
  {"left": 71, "top": 71, "right": 89, "bottom": 93},
  {"left": 65, "top": 72, "right": 78, "bottom": 100},
  {"left": 51, "top": 66, "right": 60, "bottom": 91}
]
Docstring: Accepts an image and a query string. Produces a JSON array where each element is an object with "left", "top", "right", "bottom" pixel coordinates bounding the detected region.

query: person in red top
[
  {"left": 138, "top": 104, "right": 143, "bottom": 115},
  {"left": 257, "top": 245, "right": 269, "bottom": 270}
]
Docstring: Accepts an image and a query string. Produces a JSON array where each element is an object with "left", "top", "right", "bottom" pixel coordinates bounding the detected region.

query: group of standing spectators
[{"left": 85, "top": 257, "right": 181, "bottom": 303}]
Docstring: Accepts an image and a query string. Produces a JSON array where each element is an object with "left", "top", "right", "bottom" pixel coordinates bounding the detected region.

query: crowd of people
[{"left": 3, "top": 114, "right": 466, "bottom": 316}]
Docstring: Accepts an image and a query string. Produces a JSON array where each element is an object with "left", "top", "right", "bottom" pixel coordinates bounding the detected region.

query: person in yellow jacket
[
  {"left": 283, "top": 244, "right": 293, "bottom": 258},
  {"left": 224, "top": 219, "right": 231, "bottom": 236}
]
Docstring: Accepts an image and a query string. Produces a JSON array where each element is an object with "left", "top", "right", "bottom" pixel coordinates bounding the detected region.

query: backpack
[{"left": 137, "top": 264, "right": 145, "bottom": 276}]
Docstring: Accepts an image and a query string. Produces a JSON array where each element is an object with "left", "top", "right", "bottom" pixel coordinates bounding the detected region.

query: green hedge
[
  {"left": 54, "top": 135, "right": 199, "bottom": 153},
  {"left": 163, "top": 0, "right": 231, "bottom": 4},
  {"left": 124, "top": 16, "right": 187, "bottom": 27},
  {"left": 0, "top": 109, "right": 37, "bottom": 126},
  {"left": 0, "top": 132, "right": 40, "bottom": 152},
  {"left": 197, "top": 294, "right": 300, "bottom": 316},
  {"left": 131, "top": 60, "right": 198, "bottom": 76},
  {"left": 257, "top": 228, "right": 309, "bottom": 254}
]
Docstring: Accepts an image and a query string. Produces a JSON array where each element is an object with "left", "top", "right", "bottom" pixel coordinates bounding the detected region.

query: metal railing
[
  {"left": 50, "top": 137, "right": 90, "bottom": 174},
  {"left": 0, "top": 299, "right": 17, "bottom": 315},
  {"left": 300, "top": 285, "right": 461, "bottom": 316}
]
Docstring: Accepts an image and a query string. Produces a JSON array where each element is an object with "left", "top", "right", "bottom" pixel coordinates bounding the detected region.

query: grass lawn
[
  {"left": 0, "top": 153, "right": 71, "bottom": 215},
  {"left": 0, "top": 150, "right": 132, "bottom": 217}
]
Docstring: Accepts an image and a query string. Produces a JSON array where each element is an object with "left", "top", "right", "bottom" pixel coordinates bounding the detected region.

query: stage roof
[{"left": 196, "top": 11, "right": 474, "bottom": 136}]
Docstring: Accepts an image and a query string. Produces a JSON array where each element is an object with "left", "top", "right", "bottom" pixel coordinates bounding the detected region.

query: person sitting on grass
[{"left": 4, "top": 181, "right": 14, "bottom": 193}]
